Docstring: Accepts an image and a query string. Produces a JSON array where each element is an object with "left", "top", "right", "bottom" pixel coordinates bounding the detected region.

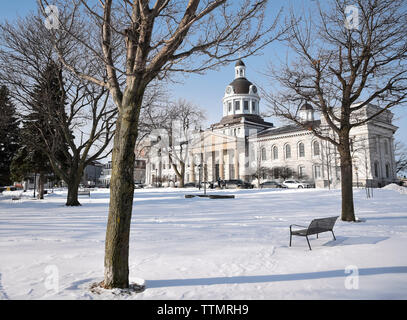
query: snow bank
[{"left": 382, "top": 183, "right": 407, "bottom": 195}]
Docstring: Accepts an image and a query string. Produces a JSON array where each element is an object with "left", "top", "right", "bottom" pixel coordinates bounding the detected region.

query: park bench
[
  {"left": 78, "top": 190, "right": 91, "bottom": 197},
  {"left": 289, "top": 216, "right": 339, "bottom": 250},
  {"left": 11, "top": 195, "right": 22, "bottom": 202}
]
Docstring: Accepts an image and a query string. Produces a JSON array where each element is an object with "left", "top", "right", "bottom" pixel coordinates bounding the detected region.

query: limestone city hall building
[{"left": 143, "top": 60, "right": 398, "bottom": 188}]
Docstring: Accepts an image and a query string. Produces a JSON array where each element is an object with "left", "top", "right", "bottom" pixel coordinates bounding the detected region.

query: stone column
[
  {"left": 234, "top": 145, "right": 239, "bottom": 180},
  {"left": 190, "top": 151, "right": 195, "bottom": 184},
  {"left": 219, "top": 149, "right": 225, "bottom": 180}
]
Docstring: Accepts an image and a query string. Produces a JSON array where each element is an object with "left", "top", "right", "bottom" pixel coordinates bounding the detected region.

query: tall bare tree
[
  {"left": 38, "top": 0, "right": 282, "bottom": 289},
  {"left": 0, "top": 13, "right": 116, "bottom": 206},
  {"left": 265, "top": 0, "right": 407, "bottom": 221}
]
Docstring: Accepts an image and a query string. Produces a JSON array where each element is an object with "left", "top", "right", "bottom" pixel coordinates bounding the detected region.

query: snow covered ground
[{"left": 0, "top": 186, "right": 406, "bottom": 300}]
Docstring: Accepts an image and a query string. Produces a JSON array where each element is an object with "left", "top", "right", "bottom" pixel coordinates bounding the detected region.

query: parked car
[
  {"left": 221, "top": 179, "right": 254, "bottom": 189},
  {"left": 260, "top": 181, "right": 287, "bottom": 189},
  {"left": 282, "top": 180, "right": 311, "bottom": 189},
  {"left": 134, "top": 183, "right": 145, "bottom": 189},
  {"left": 183, "top": 182, "right": 198, "bottom": 188}
]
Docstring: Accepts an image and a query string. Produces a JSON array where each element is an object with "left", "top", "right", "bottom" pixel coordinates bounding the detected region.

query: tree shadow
[
  {"left": 323, "top": 236, "right": 389, "bottom": 247},
  {"left": 146, "top": 266, "right": 407, "bottom": 289}
]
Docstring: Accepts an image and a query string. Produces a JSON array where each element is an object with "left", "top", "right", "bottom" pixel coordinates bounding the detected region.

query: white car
[{"left": 283, "top": 180, "right": 311, "bottom": 189}]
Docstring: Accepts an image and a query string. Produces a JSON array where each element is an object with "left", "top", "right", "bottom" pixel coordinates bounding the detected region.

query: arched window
[
  {"left": 298, "top": 142, "right": 305, "bottom": 157},
  {"left": 313, "top": 141, "right": 320, "bottom": 156},
  {"left": 261, "top": 148, "right": 267, "bottom": 161},
  {"left": 272, "top": 146, "right": 278, "bottom": 160},
  {"left": 285, "top": 144, "right": 291, "bottom": 159}
]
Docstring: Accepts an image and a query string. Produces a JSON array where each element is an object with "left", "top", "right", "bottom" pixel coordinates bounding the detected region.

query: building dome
[
  {"left": 300, "top": 103, "right": 314, "bottom": 110},
  {"left": 228, "top": 77, "right": 253, "bottom": 94},
  {"left": 235, "top": 59, "right": 246, "bottom": 67},
  {"left": 299, "top": 102, "right": 315, "bottom": 122},
  {"left": 222, "top": 60, "right": 261, "bottom": 119}
]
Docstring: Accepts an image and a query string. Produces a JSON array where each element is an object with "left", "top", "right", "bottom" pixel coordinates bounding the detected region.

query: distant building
[
  {"left": 99, "top": 159, "right": 147, "bottom": 187},
  {"left": 82, "top": 161, "right": 104, "bottom": 187},
  {"left": 144, "top": 60, "right": 398, "bottom": 188}
]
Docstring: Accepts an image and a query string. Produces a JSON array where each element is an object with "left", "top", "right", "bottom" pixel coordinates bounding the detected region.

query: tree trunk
[
  {"left": 103, "top": 98, "right": 140, "bottom": 289},
  {"left": 37, "top": 172, "right": 45, "bottom": 200},
  {"left": 338, "top": 133, "right": 356, "bottom": 222},
  {"left": 179, "top": 162, "right": 185, "bottom": 188},
  {"left": 66, "top": 178, "right": 81, "bottom": 206}
]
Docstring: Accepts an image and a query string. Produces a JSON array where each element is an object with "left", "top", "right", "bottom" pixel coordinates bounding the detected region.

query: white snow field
[{"left": 0, "top": 186, "right": 406, "bottom": 300}]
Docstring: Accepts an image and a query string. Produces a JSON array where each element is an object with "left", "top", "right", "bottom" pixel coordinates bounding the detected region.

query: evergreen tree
[
  {"left": 0, "top": 85, "right": 20, "bottom": 186},
  {"left": 22, "top": 62, "right": 69, "bottom": 199}
]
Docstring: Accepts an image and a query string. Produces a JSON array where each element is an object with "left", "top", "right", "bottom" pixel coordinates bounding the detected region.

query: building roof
[
  {"left": 300, "top": 103, "right": 314, "bottom": 110},
  {"left": 211, "top": 114, "right": 274, "bottom": 129},
  {"left": 256, "top": 120, "right": 321, "bottom": 138},
  {"left": 235, "top": 59, "right": 246, "bottom": 67},
  {"left": 229, "top": 77, "right": 253, "bottom": 94}
]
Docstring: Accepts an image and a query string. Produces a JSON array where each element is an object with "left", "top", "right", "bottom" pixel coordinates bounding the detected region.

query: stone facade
[{"left": 144, "top": 61, "right": 398, "bottom": 188}]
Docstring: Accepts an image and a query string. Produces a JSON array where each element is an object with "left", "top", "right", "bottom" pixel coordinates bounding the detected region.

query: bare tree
[
  {"left": 0, "top": 13, "right": 116, "bottom": 206},
  {"left": 163, "top": 99, "right": 205, "bottom": 188},
  {"left": 38, "top": 0, "right": 282, "bottom": 289},
  {"left": 265, "top": 0, "right": 407, "bottom": 221},
  {"left": 395, "top": 140, "right": 407, "bottom": 176}
]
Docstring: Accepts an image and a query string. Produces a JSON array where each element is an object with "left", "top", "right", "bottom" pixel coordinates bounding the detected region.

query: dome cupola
[
  {"left": 222, "top": 60, "right": 261, "bottom": 118},
  {"left": 299, "top": 102, "right": 315, "bottom": 122}
]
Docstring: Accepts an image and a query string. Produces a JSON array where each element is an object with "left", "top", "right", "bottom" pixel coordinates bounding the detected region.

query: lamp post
[
  {"left": 155, "top": 168, "right": 158, "bottom": 188},
  {"left": 198, "top": 164, "right": 202, "bottom": 191}
]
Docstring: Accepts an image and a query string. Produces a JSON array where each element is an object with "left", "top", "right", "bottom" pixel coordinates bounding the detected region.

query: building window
[
  {"left": 273, "top": 146, "right": 278, "bottom": 160},
  {"left": 228, "top": 102, "right": 232, "bottom": 112},
  {"left": 299, "top": 142, "right": 305, "bottom": 157},
  {"left": 235, "top": 100, "right": 240, "bottom": 111},
  {"left": 261, "top": 148, "right": 267, "bottom": 161},
  {"left": 244, "top": 100, "right": 249, "bottom": 111},
  {"left": 385, "top": 163, "right": 390, "bottom": 178},
  {"left": 298, "top": 166, "right": 305, "bottom": 179},
  {"left": 252, "top": 100, "right": 256, "bottom": 112},
  {"left": 374, "top": 161, "right": 379, "bottom": 178},
  {"left": 314, "top": 165, "right": 321, "bottom": 179},
  {"left": 285, "top": 144, "right": 291, "bottom": 159},
  {"left": 313, "top": 141, "right": 320, "bottom": 156},
  {"left": 384, "top": 140, "right": 389, "bottom": 155}
]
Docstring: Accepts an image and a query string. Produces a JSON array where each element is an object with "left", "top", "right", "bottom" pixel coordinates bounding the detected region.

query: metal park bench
[
  {"left": 289, "top": 216, "right": 339, "bottom": 250},
  {"left": 78, "top": 190, "right": 91, "bottom": 197}
]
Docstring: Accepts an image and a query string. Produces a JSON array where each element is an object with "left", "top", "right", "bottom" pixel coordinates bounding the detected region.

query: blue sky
[{"left": 1, "top": 0, "right": 406, "bottom": 143}]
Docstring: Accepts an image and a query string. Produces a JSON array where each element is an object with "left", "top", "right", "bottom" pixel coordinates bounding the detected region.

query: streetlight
[{"left": 155, "top": 168, "right": 158, "bottom": 188}]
